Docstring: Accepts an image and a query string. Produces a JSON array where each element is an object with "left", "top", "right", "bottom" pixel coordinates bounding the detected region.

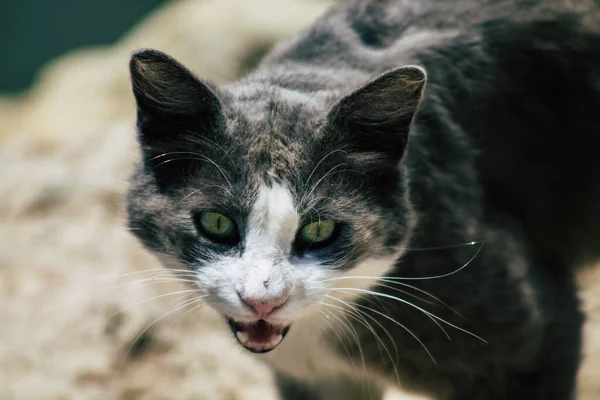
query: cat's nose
[{"left": 240, "top": 292, "right": 290, "bottom": 319}]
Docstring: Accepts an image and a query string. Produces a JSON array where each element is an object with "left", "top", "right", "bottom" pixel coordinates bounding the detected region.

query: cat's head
[{"left": 126, "top": 49, "right": 426, "bottom": 353}]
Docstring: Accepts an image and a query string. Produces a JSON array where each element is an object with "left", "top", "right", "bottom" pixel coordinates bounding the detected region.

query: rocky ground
[{"left": 0, "top": 0, "right": 598, "bottom": 399}]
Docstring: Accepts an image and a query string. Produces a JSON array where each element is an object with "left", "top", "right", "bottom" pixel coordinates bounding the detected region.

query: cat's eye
[
  {"left": 196, "top": 211, "right": 237, "bottom": 244},
  {"left": 297, "top": 220, "right": 337, "bottom": 247}
]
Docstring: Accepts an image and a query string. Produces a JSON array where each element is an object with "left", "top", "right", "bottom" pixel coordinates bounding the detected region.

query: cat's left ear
[
  {"left": 326, "top": 66, "right": 426, "bottom": 162},
  {"left": 129, "top": 49, "right": 225, "bottom": 150},
  {"left": 129, "top": 49, "right": 226, "bottom": 190}
]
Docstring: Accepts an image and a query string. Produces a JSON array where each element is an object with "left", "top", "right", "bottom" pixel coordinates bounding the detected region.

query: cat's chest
[{"left": 262, "top": 314, "right": 355, "bottom": 381}]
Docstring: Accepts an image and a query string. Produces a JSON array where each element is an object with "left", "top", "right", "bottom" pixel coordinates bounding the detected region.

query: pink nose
[{"left": 241, "top": 293, "right": 290, "bottom": 319}]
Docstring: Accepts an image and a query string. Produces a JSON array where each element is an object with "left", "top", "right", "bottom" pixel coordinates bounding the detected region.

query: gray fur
[{"left": 127, "top": 0, "right": 600, "bottom": 399}]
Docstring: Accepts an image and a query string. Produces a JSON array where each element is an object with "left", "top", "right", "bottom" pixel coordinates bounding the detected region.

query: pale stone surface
[{"left": 0, "top": 0, "right": 597, "bottom": 399}]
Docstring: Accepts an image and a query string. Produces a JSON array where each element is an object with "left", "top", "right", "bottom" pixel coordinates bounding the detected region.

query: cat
[{"left": 125, "top": 0, "right": 600, "bottom": 399}]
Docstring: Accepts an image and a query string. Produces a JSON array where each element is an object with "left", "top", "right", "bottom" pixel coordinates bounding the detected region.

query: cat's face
[{"left": 127, "top": 50, "right": 425, "bottom": 353}]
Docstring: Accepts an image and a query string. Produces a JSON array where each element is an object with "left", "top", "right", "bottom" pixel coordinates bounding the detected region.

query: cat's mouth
[{"left": 227, "top": 317, "right": 291, "bottom": 353}]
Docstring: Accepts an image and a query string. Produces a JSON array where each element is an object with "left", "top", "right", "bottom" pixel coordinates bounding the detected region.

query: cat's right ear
[
  {"left": 129, "top": 49, "right": 225, "bottom": 150},
  {"left": 325, "top": 66, "right": 426, "bottom": 164}
]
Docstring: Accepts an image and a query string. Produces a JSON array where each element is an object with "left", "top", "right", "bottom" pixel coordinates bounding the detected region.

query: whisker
[
  {"left": 325, "top": 294, "right": 437, "bottom": 364},
  {"left": 304, "top": 196, "right": 337, "bottom": 210},
  {"left": 177, "top": 184, "right": 232, "bottom": 205},
  {"left": 152, "top": 155, "right": 233, "bottom": 189},
  {"left": 366, "top": 293, "right": 450, "bottom": 340},
  {"left": 302, "top": 167, "right": 363, "bottom": 206},
  {"left": 317, "top": 315, "right": 340, "bottom": 356},
  {"left": 350, "top": 296, "right": 402, "bottom": 356},
  {"left": 120, "top": 294, "right": 209, "bottom": 366},
  {"left": 301, "top": 163, "right": 347, "bottom": 205},
  {"left": 327, "top": 276, "right": 466, "bottom": 318},
  {"left": 167, "top": 297, "right": 211, "bottom": 330},
  {"left": 405, "top": 240, "right": 485, "bottom": 252},
  {"left": 113, "top": 277, "right": 197, "bottom": 291},
  {"left": 397, "top": 242, "right": 484, "bottom": 281},
  {"left": 348, "top": 305, "right": 403, "bottom": 388},
  {"left": 318, "top": 310, "right": 356, "bottom": 368},
  {"left": 323, "top": 300, "right": 385, "bottom": 355},
  {"left": 377, "top": 279, "right": 466, "bottom": 319},
  {"left": 180, "top": 133, "right": 236, "bottom": 167},
  {"left": 357, "top": 296, "right": 450, "bottom": 340},
  {"left": 149, "top": 151, "right": 200, "bottom": 162},
  {"left": 108, "top": 290, "right": 204, "bottom": 320},
  {"left": 374, "top": 282, "right": 438, "bottom": 307},
  {"left": 103, "top": 268, "right": 196, "bottom": 280},
  {"left": 303, "top": 149, "right": 349, "bottom": 190},
  {"left": 326, "top": 242, "right": 484, "bottom": 283},
  {"left": 319, "top": 303, "right": 368, "bottom": 381},
  {"left": 322, "top": 297, "right": 402, "bottom": 386},
  {"left": 331, "top": 288, "right": 487, "bottom": 343}
]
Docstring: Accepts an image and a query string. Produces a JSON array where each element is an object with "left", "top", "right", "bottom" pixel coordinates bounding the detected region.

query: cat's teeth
[
  {"left": 236, "top": 331, "right": 249, "bottom": 344},
  {"left": 236, "top": 329, "right": 283, "bottom": 349},
  {"left": 269, "top": 334, "right": 283, "bottom": 347}
]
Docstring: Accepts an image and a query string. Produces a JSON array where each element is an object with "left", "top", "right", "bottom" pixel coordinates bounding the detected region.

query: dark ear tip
[
  {"left": 396, "top": 65, "right": 427, "bottom": 83},
  {"left": 129, "top": 49, "right": 173, "bottom": 72},
  {"left": 131, "top": 48, "right": 167, "bottom": 60}
]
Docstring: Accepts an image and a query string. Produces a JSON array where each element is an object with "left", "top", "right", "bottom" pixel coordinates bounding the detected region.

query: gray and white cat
[{"left": 126, "top": 0, "right": 600, "bottom": 398}]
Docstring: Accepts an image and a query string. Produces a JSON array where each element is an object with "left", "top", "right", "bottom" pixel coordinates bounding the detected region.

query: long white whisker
[
  {"left": 167, "top": 297, "right": 210, "bottom": 330},
  {"left": 108, "top": 290, "right": 205, "bottom": 320},
  {"left": 103, "top": 268, "right": 196, "bottom": 280},
  {"left": 323, "top": 297, "right": 402, "bottom": 386},
  {"left": 323, "top": 300, "right": 386, "bottom": 357},
  {"left": 114, "top": 277, "right": 197, "bottom": 291},
  {"left": 328, "top": 276, "right": 465, "bottom": 318},
  {"left": 398, "top": 242, "right": 484, "bottom": 281},
  {"left": 357, "top": 296, "right": 449, "bottom": 341},
  {"left": 325, "top": 294, "right": 437, "bottom": 364},
  {"left": 331, "top": 288, "right": 487, "bottom": 343},
  {"left": 353, "top": 296, "right": 404, "bottom": 357},
  {"left": 319, "top": 303, "right": 368, "bottom": 380},
  {"left": 374, "top": 282, "right": 438, "bottom": 306},
  {"left": 350, "top": 306, "right": 403, "bottom": 388},
  {"left": 377, "top": 279, "right": 466, "bottom": 318},
  {"left": 149, "top": 151, "right": 203, "bottom": 161},
  {"left": 318, "top": 310, "right": 356, "bottom": 368},
  {"left": 405, "top": 240, "right": 485, "bottom": 251},
  {"left": 326, "top": 242, "right": 484, "bottom": 283}
]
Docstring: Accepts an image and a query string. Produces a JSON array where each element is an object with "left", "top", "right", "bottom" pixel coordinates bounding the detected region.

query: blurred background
[
  {"left": 0, "top": 0, "right": 166, "bottom": 94},
  {"left": 0, "top": 1, "right": 598, "bottom": 399}
]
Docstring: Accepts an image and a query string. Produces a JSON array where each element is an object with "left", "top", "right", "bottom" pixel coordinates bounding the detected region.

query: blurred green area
[
  {"left": 1, "top": 0, "right": 598, "bottom": 94},
  {"left": 0, "top": 0, "right": 167, "bottom": 94}
]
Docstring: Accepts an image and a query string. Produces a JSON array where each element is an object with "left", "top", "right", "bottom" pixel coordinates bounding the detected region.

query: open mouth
[{"left": 227, "top": 317, "right": 291, "bottom": 353}]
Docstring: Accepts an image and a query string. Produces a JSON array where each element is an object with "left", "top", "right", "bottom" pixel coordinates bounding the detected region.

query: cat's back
[{"left": 261, "top": 0, "right": 599, "bottom": 75}]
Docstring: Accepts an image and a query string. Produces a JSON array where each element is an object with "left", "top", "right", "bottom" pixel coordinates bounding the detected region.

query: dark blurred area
[{"left": 0, "top": 0, "right": 167, "bottom": 94}]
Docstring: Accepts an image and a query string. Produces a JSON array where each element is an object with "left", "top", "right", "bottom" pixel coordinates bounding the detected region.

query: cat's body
[{"left": 126, "top": 0, "right": 600, "bottom": 399}]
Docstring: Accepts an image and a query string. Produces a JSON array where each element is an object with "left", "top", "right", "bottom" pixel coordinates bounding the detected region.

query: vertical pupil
[
  {"left": 316, "top": 222, "right": 322, "bottom": 238},
  {"left": 216, "top": 215, "right": 222, "bottom": 230}
]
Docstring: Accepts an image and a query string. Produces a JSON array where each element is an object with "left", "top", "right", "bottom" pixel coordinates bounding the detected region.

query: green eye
[
  {"left": 197, "top": 211, "right": 236, "bottom": 243},
  {"left": 298, "top": 220, "right": 337, "bottom": 246}
]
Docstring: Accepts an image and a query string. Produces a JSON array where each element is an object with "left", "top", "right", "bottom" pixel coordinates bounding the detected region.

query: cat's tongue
[{"left": 229, "top": 319, "right": 290, "bottom": 353}]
